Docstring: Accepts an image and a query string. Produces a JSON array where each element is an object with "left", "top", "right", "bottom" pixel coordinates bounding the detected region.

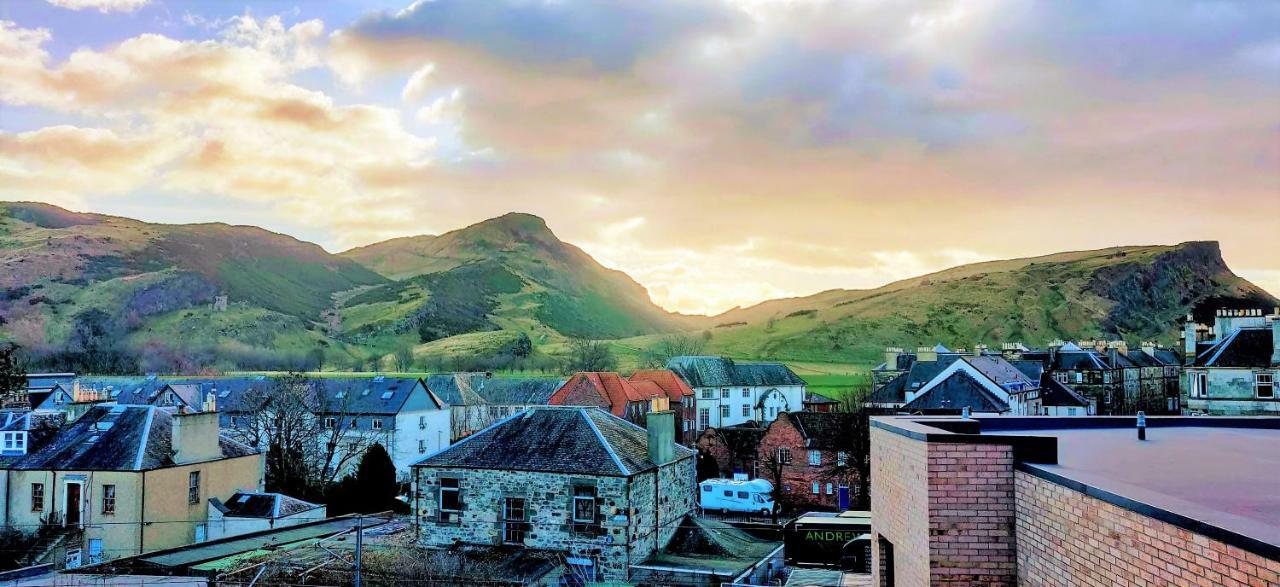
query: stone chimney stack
[
  {"left": 1140, "top": 341, "right": 1157, "bottom": 357},
  {"left": 645, "top": 409, "right": 676, "bottom": 467},
  {"left": 916, "top": 346, "right": 938, "bottom": 362},
  {"left": 1183, "top": 314, "right": 1197, "bottom": 364},
  {"left": 884, "top": 347, "right": 903, "bottom": 370},
  {"left": 1272, "top": 310, "right": 1280, "bottom": 367}
]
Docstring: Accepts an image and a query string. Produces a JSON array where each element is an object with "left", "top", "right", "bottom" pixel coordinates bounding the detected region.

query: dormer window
[{"left": 2, "top": 431, "right": 28, "bottom": 455}]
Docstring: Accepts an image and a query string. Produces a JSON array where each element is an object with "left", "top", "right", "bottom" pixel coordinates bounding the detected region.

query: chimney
[
  {"left": 1107, "top": 340, "right": 1128, "bottom": 354},
  {"left": 1141, "top": 341, "right": 1157, "bottom": 357},
  {"left": 884, "top": 347, "right": 903, "bottom": 370},
  {"left": 203, "top": 391, "right": 217, "bottom": 413},
  {"left": 916, "top": 346, "right": 938, "bottom": 362},
  {"left": 646, "top": 409, "right": 676, "bottom": 467},
  {"left": 1272, "top": 314, "right": 1279, "bottom": 368},
  {"left": 172, "top": 411, "right": 222, "bottom": 464},
  {"left": 1183, "top": 314, "right": 1197, "bottom": 364}
]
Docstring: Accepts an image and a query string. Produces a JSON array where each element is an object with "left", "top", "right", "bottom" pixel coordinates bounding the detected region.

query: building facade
[
  {"left": 1184, "top": 308, "right": 1279, "bottom": 415},
  {"left": 666, "top": 356, "right": 806, "bottom": 433},
  {"left": 0, "top": 406, "right": 263, "bottom": 567},
  {"left": 412, "top": 406, "right": 696, "bottom": 582},
  {"left": 755, "top": 412, "right": 859, "bottom": 511}
]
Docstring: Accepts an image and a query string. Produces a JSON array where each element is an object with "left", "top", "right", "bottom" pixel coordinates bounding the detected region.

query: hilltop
[
  {"left": 2, "top": 202, "right": 1273, "bottom": 374},
  {"left": 688, "top": 241, "right": 1277, "bottom": 365}
]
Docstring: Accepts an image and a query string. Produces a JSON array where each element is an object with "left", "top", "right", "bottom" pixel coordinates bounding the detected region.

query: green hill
[
  {"left": 687, "top": 242, "right": 1277, "bottom": 366},
  {"left": 339, "top": 213, "right": 683, "bottom": 341},
  {"left": 0, "top": 201, "right": 386, "bottom": 369}
]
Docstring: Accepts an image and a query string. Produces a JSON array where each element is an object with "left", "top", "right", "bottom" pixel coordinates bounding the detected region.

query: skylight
[{"left": 381, "top": 391, "right": 394, "bottom": 400}]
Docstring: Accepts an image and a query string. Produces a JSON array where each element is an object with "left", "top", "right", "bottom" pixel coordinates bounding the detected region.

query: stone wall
[
  {"left": 415, "top": 457, "right": 696, "bottom": 581},
  {"left": 1015, "top": 472, "right": 1280, "bottom": 586},
  {"left": 1186, "top": 367, "right": 1280, "bottom": 415}
]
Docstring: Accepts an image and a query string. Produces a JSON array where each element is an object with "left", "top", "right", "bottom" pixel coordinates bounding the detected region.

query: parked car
[{"left": 699, "top": 478, "right": 774, "bottom": 515}]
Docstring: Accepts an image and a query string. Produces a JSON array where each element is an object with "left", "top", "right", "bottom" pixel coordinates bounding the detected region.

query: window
[
  {"left": 1, "top": 432, "right": 27, "bottom": 454},
  {"left": 811, "top": 481, "right": 819, "bottom": 494},
  {"left": 572, "top": 486, "right": 597, "bottom": 533},
  {"left": 1256, "top": 373, "right": 1274, "bottom": 399},
  {"left": 698, "top": 408, "right": 709, "bottom": 429},
  {"left": 808, "top": 450, "right": 821, "bottom": 466},
  {"left": 1067, "top": 408, "right": 1078, "bottom": 416},
  {"left": 826, "top": 483, "right": 833, "bottom": 495},
  {"left": 720, "top": 405, "right": 729, "bottom": 418},
  {"left": 721, "top": 389, "right": 730, "bottom": 398},
  {"left": 349, "top": 419, "right": 358, "bottom": 429},
  {"left": 419, "top": 415, "right": 427, "bottom": 429},
  {"left": 418, "top": 439, "right": 426, "bottom": 453},
  {"left": 31, "top": 483, "right": 43, "bottom": 512},
  {"left": 101, "top": 485, "right": 116, "bottom": 515},
  {"left": 742, "top": 390, "right": 750, "bottom": 398},
  {"left": 701, "top": 484, "right": 711, "bottom": 493},
  {"left": 439, "top": 478, "right": 461, "bottom": 512},
  {"left": 188, "top": 471, "right": 200, "bottom": 505},
  {"left": 324, "top": 417, "right": 336, "bottom": 429},
  {"left": 1074, "top": 372, "right": 1083, "bottom": 384},
  {"left": 741, "top": 405, "right": 750, "bottom": 417},
  {"left": 776, "top": 447, "right": 791, "bottom": 464},
  {"left": 502, "top": 497, "right": 527, "bottom": 544},
  {"left": 837, "top": 451, "right": 848, "bottom": 467},
  {"left": 701, "top": 389, "right": 713, "bottom": 399},
  {"left": 372, "top": 418, "right": 383, "bottom": 430},
  {"left": 1193, "top": 372, "right": 1208, "bottom": 398}
]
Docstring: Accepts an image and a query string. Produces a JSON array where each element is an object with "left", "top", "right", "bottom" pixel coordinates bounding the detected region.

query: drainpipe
[
  {"left": 652, "top": 469, "right": 660, "bottom": 556},
  {"left": 138, "top": 470, "right": 146, "bottom": 554}
]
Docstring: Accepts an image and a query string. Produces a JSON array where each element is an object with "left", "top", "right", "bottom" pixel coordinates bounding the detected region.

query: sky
[{"left": 1, "top": 0, "right": 1277, "bottom": 316}]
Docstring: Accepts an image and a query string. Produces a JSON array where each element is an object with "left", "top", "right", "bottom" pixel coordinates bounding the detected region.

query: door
[
  {"left": 838, "top": 485, "right": 850, "bottom": 510},
  {"left": 87, "top": 539, "right": 103, "bottom": 564},
  {"left": 64, "top": 482, "right": 82, "bottom": 527},
  {"left": 195, "top": 523, "right": 207, "bottom": 543}
]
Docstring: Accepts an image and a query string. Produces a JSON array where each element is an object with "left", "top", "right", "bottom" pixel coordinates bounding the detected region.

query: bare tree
[
  {"left": 823, "top": 381, "right": 873, "bottom": 509},
  {"left": 227, "top": 373, "right": 389, "bottom": 499},
  {"left": 562, "top": 337, "right": 616, "bottom": 373},
  {"left": 393, "top": 345, "right": 415, "bottom": 372},
  {"left": 640, "top": 333, "right": 708, "bottom": 368},
  {"left": 0, "top": 343, "right": 28, "bottom": 409}
]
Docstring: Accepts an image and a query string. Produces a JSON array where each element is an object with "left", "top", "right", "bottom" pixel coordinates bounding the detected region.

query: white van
[{"left": 699, "top": 478, "right": 775, "bottom": 515}]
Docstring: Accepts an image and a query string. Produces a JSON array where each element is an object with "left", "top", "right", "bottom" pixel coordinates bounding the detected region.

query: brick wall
[
  {"left": 757, "top": 413, "right": 855, "bottom": 510},
  {"left": 1015, "top": 472, "right": 1280, "bottom": 587},
  {"left": 870, "top": 427, "right": 1017, "bottom": 586},
  {"left": 871, "top": 426, "right": 931, "bottom": 587}
]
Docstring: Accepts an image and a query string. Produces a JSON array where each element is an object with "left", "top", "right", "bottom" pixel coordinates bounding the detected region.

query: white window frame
[
  {"left": 372, "top": 418, "right": 383, "bottom": 430},
  {"left": 721, "top": 388, "right": 730, "bottom": 398},
  {"left": 1257, "top": 372, "right": 1274, "bottom": 399},
  {"left": 776, "top": 447, "right": 791, "bottom": 464},
  {"left": 826, "top": 483, "right": 833, "bottom": 495},
  {"left": 811, "top": 481, "right": 819, "bottom": 494},
  {"left": 837, "top": 451, "right": 848, "bottom": 467},
  {"left": 698, "top": 408, "right": 710, "bottom": 430},
  {"left": 720, "top": 405, "right": 729, "bottom": 418},
  {"left": 741, "top": 405, "right": 750, "bottom": 417},
  {"left": 2, "top": 431, "right": 27, "bottom": 453},
  {"left": 439, "top": 478, "right": 461, "bottom": 513},
  {"left": 808, "top": 450, "right": 821, "bottom": 466},
  {"left": 324, "top": 417, "right": 336, "bottom": 429}
]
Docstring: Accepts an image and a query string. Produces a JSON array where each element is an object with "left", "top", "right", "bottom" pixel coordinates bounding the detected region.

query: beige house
[{"left": 0, "top": 404, "right": 263, "bottom": 568}]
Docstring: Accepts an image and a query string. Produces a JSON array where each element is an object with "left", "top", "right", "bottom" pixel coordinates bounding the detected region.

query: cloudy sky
[{"left": 1, "top": 0, "right": 1277, "bottom": 315}]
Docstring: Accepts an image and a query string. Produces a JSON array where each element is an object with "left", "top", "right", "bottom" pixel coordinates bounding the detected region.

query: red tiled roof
[
  {"left": 629, "top": 369, "right": 694, "bottom": 402},
  {"left": 550, "top": 372, "right": 661, "bottom": 417}
]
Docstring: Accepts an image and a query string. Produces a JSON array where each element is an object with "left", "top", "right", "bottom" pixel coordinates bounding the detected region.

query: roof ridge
[
  {"left": 579, "top": 409, "right": 630, "bottom": 476},
  {"left": 133, "top": 406, "right": 156, "bottom": 471}
]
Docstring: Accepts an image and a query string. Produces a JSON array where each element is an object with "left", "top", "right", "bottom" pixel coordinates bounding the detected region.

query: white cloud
[
  {"left": 401, "top": 63, "right": 436, "bottom": 102},
  {"left": 44, "top": 0, "right": 149, "bottom": 13}
]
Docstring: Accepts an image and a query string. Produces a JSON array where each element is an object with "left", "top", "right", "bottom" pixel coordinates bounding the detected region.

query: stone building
[
  {"left": 411, "top": 405, "right": 696, "bottom": 583},
  {"left": 1184, "top": 308, "right": 1279, "bottom": 415},
  {"left": 869, "top": 415, "right": 1280, "bottom": 586},
  {"left": 866, "top": 353, "right": 1090, "bottom": 416},
  {"left": 666, "top": 356, "right": 806, "bottom": 433}
]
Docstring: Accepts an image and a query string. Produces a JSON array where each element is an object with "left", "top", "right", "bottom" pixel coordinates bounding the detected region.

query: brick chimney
[
  {"left": 646, "top": 408, "right": 676, "bottom": 466},
  {"left": 172, "top": 410, "right": 221, "bottom": 464}
]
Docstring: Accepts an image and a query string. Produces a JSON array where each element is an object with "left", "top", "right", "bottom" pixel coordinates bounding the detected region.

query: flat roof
[{"left": 1004, "top": 425, "right": 1280, "bottom": 549}]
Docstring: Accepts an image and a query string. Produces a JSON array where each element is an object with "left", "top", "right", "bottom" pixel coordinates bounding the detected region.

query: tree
[
  {"left": 823, "top": 380, "right": 873, "bottom": 509},
  {"left": 228, "top": 374, "right": 387, "bottom": 500},
  {"left": 0, "top": 344, "right": 27, "bottom": 409},
  {"left": 393, "top": 345, "right": 415, "bottom": 372},
  {"left": 563, "top": 337, "right": 616, "bottom": 373},
  {"left": 510, "top": 332, "right": 533, "bottom": 359},
  {"left": 327, "top": 443, "right": 402, "bottom": 516},
  {"left": 640, "top": 333, "right": 708, "bottom": 368}
]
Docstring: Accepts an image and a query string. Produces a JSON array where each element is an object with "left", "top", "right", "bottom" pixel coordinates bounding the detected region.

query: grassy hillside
[
  {"left": 340, "top": 213, "right": 683, "bottom": 340},
  {"left": 0, "top": 202, "right": 384, "bottom": 370},
  {"left": 681, "top": 242, "right": 1276, "bottom": 366}
]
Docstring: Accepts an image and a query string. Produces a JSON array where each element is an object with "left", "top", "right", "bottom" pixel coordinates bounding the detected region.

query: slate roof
[
  {"left": 788, "top": 412, "right": 856, "bottom": 450},
  {"left": 965, "top": 356, "right": 1037, "bottom": 389},
  {"left": 1123, "top": 351, "right": 1165, "bottom": 368},
  {"left": 23, "top": 373, "right": 74, "bottom": 392},
  {"left": 1009, "top": 360, "right": 1045, "bottom": 382},
  {"left": 666, "top": 357, "right": 804, "bottom": 388},
  {"left": 803, "top": 391, "right": 839, "bottom": 406},
  {"left": 629, "top": 370, "right": 695, "bottom": 402},
  {"left": 472, "top": 377, "right": 565, "bottom": 405},
  {"left": 414, "top": 406, "right": 693, "bottom": 476},
  {"left": 107, "top": 376, "right": 442, "bottom": 416},
  {"left": 901, "top": 371, "right": 1008, "bottom": 413},
  {"left": 312, "top": 377, "right": 442, "bottom": 415},
  {"left": 211, "top": 491, "right": 322, "bottom": 519},
  {"left": 1053, "top": 351, "right": 1112, "bottom": 371},
  {"left": 423, "top": 373, "right": 490, "bottom": 407},
  {"left": 865, "top": 372, "right": 909, "bottom": 405},
  {"left": 1194, "top": 327, "right": 1275, "bottom": 368},
  {"left": 866, "top": 354, "right": 966, "bottom": 406},
  {"left": 6, "top": 405, "right": 257, "bottom": 471},
  {"left": 1038, "top": 374, "right": 1091, "bottom": 408}
]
